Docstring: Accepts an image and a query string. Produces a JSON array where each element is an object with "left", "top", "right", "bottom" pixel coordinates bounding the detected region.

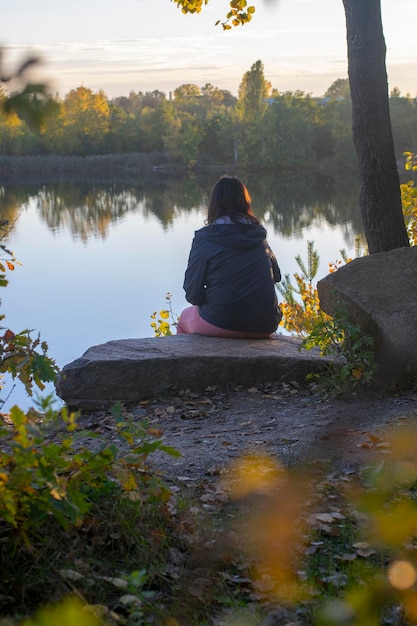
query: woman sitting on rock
[{"left": 177, "top": 175, "right": 282, "bottom": 338}]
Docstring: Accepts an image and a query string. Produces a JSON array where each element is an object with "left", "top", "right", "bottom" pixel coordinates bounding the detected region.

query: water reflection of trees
[
  {"left": 1, "top": 170, "right": 363, "bottom": 242},
  {"left": 141, "top": 175, "right": 208, "bottom": 229},
  {"left": 243, "top": 169, "right": 363, "bottom": 246},
  {"left": 35, "top": 183, "right": 146, "bottom": 242},
  {"left": 0, "top": 186, "right": 34, "bottom": 230}
]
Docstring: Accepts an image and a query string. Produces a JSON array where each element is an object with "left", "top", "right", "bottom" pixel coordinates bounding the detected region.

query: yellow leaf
[
  {"left": 371, "top": 501, "right": 417, "bottom": 546},
  {"left": 114, "top": 466, "right": 137, "bottom": 491},
  {"left": 49, "top": 483, "right": 66, "bottom": 500},
  {"left": 225, "top": 454, "right": 285, "bottom": 499}
]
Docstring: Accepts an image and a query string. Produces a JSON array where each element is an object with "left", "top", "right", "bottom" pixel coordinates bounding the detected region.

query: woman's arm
[
  {"left": 183, "top": 236, "right": 208, "bottom": 305},
  {"left": 264, "top": 242, "right": 281, "bottom": 283}
]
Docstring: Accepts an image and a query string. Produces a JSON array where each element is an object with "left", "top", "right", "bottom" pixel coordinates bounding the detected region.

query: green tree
[
  {"left": 108, "top": 91, "right": 169, "bottom": 153},
  {"left": 200, "top": 83, "right": 226, "bottom": 109},
  {"left": 323, "top": 77, "right": 350, "bottom": 100},
  {"left": 106, "top": 102, "right": 141, "bottom": 153},
  {"left": 262, "top": 91, "right": 318, "bottom": 168},
  {"left": 237, "top": 59, "right": 271, "bottom": 124},
  {"left": 200, "top": 108, "right": 238, "bottom": 162},
  {"left": 140, "top": 100, "right": 172, "bottom": 152},
  {"left": 389, "top": 92, "right": 417, "bottom": 160},
  {"left": 236, "top": 60, "right": 271, "bottom": 166},
  {"left": 141, "top": 90, "right": 166, "bottom": 109},
  {"left": 39, "top": 95, "right": 65, "bottom": 153},
  {"left": 112, "top": 91, "right": 144, "bottom": 116},
  {"left": 163, "top": 109, "right": 203, "bottom": 167},
  {"left": 173, "top": 83, "right": 202, "bottom": 115},
  {"left": 319, "top": 87, "right": 356, "bottom": 170},
  {"left": 390, "top": 86, "right": 402, "bottom": 98}
]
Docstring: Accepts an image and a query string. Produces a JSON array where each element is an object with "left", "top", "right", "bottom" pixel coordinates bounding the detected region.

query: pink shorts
[{"left": 176, "top": 305, "right": 273, "bottom": 339}]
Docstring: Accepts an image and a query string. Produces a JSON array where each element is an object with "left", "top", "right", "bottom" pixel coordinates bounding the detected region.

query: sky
[{"left": 2, "top": 0, "right": 417, "bottom": 99}]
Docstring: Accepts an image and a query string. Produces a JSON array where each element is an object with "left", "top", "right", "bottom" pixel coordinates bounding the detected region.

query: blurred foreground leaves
[{"left": 0, "top": 47, "right": 57, "bottom": 128}]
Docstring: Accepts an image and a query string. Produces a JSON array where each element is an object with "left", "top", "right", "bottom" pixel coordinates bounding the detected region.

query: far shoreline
[{"left": 0, "top": 153, "right": 335, "bottom": 185}]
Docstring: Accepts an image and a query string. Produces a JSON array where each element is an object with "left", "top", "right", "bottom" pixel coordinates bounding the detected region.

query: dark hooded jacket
[{"left": 183, "top": 222, "right": 282, "bottom": 333}]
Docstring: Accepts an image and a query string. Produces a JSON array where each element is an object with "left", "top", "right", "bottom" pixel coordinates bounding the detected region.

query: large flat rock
[
  {"left": 318, "top": 246, "right": 417, "bottom": 380},
  {"left": 55, "top": 334, "right": 336, "bottom": 410}
]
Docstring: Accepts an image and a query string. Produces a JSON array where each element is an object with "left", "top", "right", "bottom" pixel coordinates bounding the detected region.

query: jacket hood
[{"left": 195, "top": 223, "right": 267, "bottom": 251}]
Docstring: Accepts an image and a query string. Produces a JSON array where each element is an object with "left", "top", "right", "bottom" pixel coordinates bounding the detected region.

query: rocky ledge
[{"left": 55, "top": 334, "right": 336, "bottom": 410}]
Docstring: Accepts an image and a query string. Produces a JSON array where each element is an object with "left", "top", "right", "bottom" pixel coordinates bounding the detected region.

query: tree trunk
[{"left": 342, "top": 0, "right": 409, "bottom": 253}]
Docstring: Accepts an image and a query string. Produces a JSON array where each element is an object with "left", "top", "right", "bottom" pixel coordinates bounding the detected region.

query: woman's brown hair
[{"left": 206, "top": 175, "right": 259, "bottom": 225}]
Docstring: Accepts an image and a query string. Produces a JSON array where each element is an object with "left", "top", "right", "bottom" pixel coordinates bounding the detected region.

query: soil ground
[{"left": 78, "top": 382, "right": 417, "bottom": 480}]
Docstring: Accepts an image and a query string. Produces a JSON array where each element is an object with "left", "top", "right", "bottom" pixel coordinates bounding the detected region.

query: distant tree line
[{"left": 0, "top": 60, "right": 416, "bottom": 172}]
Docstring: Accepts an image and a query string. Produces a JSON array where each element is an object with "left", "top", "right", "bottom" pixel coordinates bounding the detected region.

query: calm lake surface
[{"left": 1, "top": 170, "right": 363, "bottom": 411}]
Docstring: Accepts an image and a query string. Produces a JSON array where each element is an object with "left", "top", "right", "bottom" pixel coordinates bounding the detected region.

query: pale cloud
[{"left": 2, "top": 0, "right": 416, "bottom": 98}]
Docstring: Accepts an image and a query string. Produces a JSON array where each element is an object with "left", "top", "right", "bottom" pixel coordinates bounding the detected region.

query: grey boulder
[
  {"left": 317, "top": 245, "right": 417, "bottom": 381},
  {"left": 55, "top": 334, "right": 335, "bottom": 410}
]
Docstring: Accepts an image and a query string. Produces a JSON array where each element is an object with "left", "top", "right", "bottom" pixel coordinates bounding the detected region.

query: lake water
[{"left": 0, "top": 171, "right": 362, "bottom": 411}]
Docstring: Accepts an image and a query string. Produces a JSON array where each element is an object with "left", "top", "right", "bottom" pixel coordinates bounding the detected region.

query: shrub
[
  {"left": 0, "top": 401, "right": 178, "bottom": 532},
  {"left": 278, "top": 240, "right": 377, "bottom": 393},
  {"left": 401, "top": 151, "right": 417, "bottom": 246}
]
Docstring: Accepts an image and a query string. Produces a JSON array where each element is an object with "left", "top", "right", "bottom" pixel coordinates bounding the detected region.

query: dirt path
[{"left": 80, "top": 383, "right": 417, "bottom": 480}]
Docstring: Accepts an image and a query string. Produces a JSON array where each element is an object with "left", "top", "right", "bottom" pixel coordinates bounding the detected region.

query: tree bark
[{"left": 342, "top": 0, "right": 409, "bottom": 253}]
